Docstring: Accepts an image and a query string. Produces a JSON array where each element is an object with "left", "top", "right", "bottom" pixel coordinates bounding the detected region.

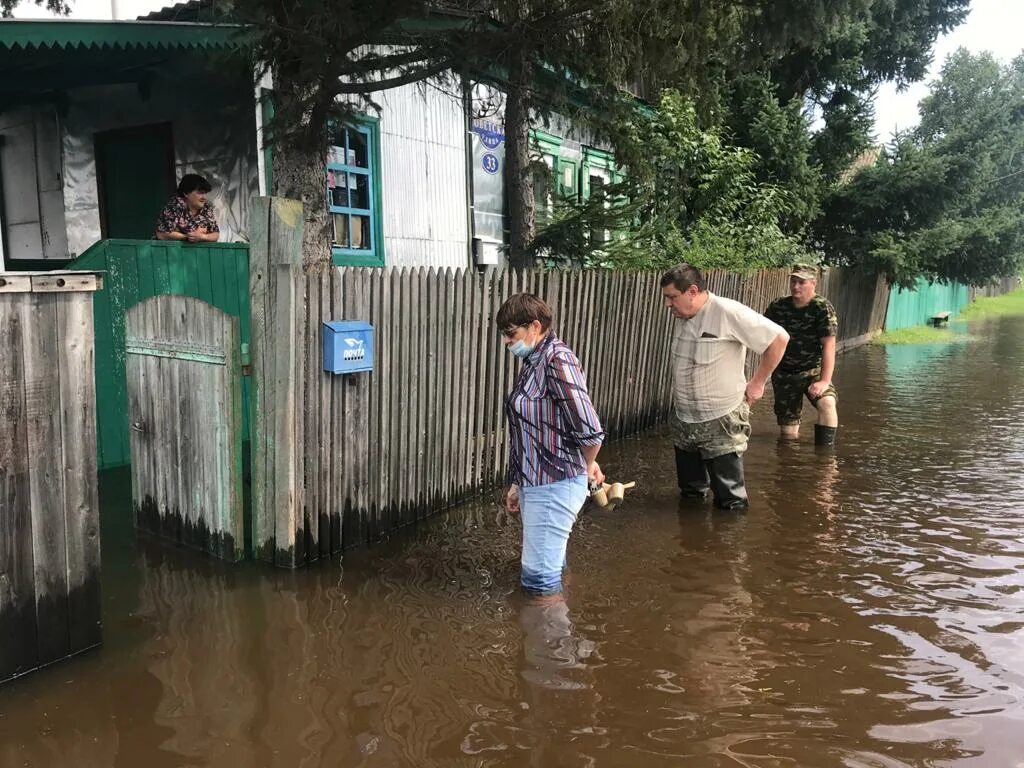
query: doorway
[{"left": 95, "top": 123, "right": 176, "bottom": 239}]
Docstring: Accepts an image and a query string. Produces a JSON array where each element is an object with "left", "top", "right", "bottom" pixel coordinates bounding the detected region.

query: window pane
[
  {"left": 328, "top": 170, "right": 349, "bottom": 207},
  {"left": 332, "top": 214, "right": 349, "bottom": 247},
  {"left": 351, "top": 215, "right": 371, "bottom": 250},
  {"left": 349, "top": 130, "right": 369, "bottom": 167},
  {"left": 328, "top": 144, "right": 346, "bottom": 166},
  {"left": 350, "top": 174, "right": 369, "bottom": 209}
]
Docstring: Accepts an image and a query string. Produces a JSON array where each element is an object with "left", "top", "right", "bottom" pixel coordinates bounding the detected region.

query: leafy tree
[
  {"left": 815, "top": 50, "right": 1024, "bottom": 285},
  {"left": 532, "top": 91, "right": 806, "bottom": 270}
]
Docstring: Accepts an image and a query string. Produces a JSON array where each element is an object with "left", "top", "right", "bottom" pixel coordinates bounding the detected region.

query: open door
[{"left": 95, "top": 123, "right": 176, "bottom": 240}]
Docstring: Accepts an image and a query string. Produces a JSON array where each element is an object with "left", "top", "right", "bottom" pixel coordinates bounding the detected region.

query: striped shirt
[{"left": 505, "top": 333, "right": 604, "bottom": 487}]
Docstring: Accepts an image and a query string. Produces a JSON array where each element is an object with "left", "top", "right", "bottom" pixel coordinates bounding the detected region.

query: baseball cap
[{"left": 790, "top": 264, "right": 818, "bottom": 280}]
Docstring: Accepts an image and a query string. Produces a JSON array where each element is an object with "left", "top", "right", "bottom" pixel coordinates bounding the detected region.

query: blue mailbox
[{"left": 323, "top": 320, "right": 374, "bottom": 374}]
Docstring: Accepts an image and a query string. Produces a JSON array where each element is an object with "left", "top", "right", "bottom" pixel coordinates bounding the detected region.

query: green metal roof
[
  {"left": 0, "top": 20, "right": 250, "bottom": 107},
  {"left": 0, "top": 19, "right": 244, "bottom": 52}
]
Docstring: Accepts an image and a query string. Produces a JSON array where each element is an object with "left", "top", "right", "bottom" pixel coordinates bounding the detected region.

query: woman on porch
[
  {"left": 498, "top": 293, "right": 605, "bottom": 598},
  {"left": 154, "top": 174, "right": 220, "bottom": 243}
]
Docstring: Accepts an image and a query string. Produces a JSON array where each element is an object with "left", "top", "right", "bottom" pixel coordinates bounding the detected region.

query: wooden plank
[
  {"left": 248, "top": 199, "right": 272, "bottom": 561},
  {"left": 319, "top": 271, "right": 333, "bottom": 558},
  {"left": 456, "top": 269, "right": 474, "bottom": 499},
  {"left": 365, "top": 268, "right": 382, "bottom": 539},
  {"left": 163, "top": 298, "right": 185, "bottom": 549},
  {"left": 330, "top": 268, "right": 345, "bottom": 553},
  {"left": 0, "top": 274, "right": 32, "bottom": 293},
  {"left": 489, "top": 268, "right": 506, "bottom": 486},
  {"left": 356, "top": 269, "right": 372, "bottom": 535},
  {"left": 0, "top": 292, "right": 38, "bottom": 680},
  {"left": 408, "top": 267, "right": 424, "bottom": 519},
  {"left": 438, "top": 269, "right": 454, "bottom": 506},
  {"left": 21, "top": 293, "right": 70, "bottom": 666},
  {"left": 451, "top": 269, "right": 468, "bottom": 500},
  {"left": 272, "top": 265, "right": 301, "bottom": 567},
  {"left": 56, "top": 290, "right": 102, "bottom": 652},
  {"left": 303, "top": 274, "right": 321, "bottom": 561},
  {"left": 29, "top": 274, "right": 101, "bottom": 293},
  {"left": 248, "top": 197, "right": 304, "bottom": 562},
  {"left": 398, "top": 268, "right": 414, "bottom": 522},
  {"left": 291, "top": 267, "right": 307, "bottom": 564},
  {"left": 222, "top": 308, "right": 245, "bottom": 562},
  {"left": 471, "top": 270, "right": 487, "bottom": 487},
  {"left": 372, "top": 268, "right": 390, "bottom": 544}
]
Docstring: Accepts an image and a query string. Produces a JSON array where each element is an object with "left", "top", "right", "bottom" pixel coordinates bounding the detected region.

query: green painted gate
[{"left": 67, "top": 239, "right": 250, "bottom": 470}]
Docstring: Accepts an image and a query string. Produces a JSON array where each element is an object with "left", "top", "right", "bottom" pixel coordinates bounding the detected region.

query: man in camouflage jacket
[{"left": 764, "top": 265, "right": 839, "bottom": 445}]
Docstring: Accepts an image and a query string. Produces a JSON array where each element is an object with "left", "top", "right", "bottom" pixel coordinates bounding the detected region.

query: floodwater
[{"left": 3, "top": 316, "right": 1024, "bottom": 767}]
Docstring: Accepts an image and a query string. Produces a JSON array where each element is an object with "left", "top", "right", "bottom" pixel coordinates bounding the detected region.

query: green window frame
[{"left": 327, "top": 117, "right": 385, "bottom": 267}]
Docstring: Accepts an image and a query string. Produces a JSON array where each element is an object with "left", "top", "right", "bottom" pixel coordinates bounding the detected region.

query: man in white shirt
[{"left": 660, "top": 264, "right": 789, "bottom": 509}]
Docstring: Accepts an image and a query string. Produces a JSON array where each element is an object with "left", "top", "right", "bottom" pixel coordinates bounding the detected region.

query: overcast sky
[
  {"left": 14, "top": 0, "right": 1024, "bottom": 145},
  {"left": 872, "top": 0, "right": 1024, "bottom": 141}
]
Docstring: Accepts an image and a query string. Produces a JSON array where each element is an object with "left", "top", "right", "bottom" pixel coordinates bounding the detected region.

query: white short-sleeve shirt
[{"left": 671, "top": 292, "right": 785, "bottom": 423}]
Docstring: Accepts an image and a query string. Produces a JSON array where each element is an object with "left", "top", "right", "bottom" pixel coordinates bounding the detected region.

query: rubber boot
[
  {"left": 675, "top": 448, "right": 710, "bottom": 499},
  {"left": 814, "top": 425, "right": 837, "bottom": 446},
  {"left": 704, "top": 452, "right": 749, "bottom": 510}
]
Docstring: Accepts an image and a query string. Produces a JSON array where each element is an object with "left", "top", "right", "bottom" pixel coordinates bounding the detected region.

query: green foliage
[
  {"left": 958, "top": 288, "right": 1024, "bottom": 319},
  {"left": 815, "top": 51, "right": 1024, "bottom": 286},
  {"left": 872, "top": 325, "right": 971, "bottom": 344},
  {"left": 532, "top": 91, "right": 807, "bottom": 270}
]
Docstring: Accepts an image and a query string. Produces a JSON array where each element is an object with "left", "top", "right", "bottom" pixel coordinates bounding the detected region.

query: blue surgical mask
[{"left": 508, "top": 338, "right": 536, "bottom": 358}]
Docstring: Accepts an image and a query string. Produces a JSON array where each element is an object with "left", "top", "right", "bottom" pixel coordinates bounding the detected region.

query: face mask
[{"left": 508, "top": 338, "right": 536, "bottom": 358}]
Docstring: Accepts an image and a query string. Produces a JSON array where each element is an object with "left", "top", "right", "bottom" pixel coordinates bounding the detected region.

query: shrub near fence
[{"left": 249, "top": 199, "right": 888, "bottom": 567}]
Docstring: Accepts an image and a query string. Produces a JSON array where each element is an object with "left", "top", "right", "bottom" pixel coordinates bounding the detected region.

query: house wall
[
  {"left": 61, "top": 72, "right": 259, "bottom": 257},
  {"left": 373, "top": 82, "right": 470, "bottom": 270},
  {"left": 0, "top": 106, "right": 69, "bottom": 262}
]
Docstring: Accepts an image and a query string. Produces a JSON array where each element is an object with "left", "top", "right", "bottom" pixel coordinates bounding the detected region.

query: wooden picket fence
[{"left": 248, "top": 205, "right": 888, "bottom": 567}]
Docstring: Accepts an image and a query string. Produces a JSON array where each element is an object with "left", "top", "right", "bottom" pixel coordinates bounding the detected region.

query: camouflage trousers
[
  {"left": 771, "top": 368, "right": 838, "bottom": 426},
  {"left": 672, "top": 401, "right": 751, "bottom": 459}
]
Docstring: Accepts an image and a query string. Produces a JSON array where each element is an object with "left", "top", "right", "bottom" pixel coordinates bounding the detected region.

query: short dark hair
[
  {"left": 496, "top": 293, "right": 553, "bottom": 333},
  {"left": 178, "top": 174, "right": 212, "bottom": 196},
  {"left": 659, "top": 263, "right": 706, "bottom": 292}
]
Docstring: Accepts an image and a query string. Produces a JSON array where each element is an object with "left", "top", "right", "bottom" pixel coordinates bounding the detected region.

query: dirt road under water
[{"left": 2, "top": 316, "right": 1024, "bottom": 767}]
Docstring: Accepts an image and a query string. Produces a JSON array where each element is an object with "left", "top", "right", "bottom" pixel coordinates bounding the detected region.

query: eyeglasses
[{"left": 499, "top": 323, "right": 527, "bottom": 338}]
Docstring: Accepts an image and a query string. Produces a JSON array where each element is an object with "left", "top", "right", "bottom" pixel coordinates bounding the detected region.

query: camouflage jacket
[{"left": 764, "top": 295, "right": 838, "bottom": 374}]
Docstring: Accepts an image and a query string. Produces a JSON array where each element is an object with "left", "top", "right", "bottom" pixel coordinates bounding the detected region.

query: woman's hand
[
  {"left": 587, "top": 461, "right": 605, "bottom": 486},
  {"left": 505, "top": 484, "right": 520, "bottom": 515}
]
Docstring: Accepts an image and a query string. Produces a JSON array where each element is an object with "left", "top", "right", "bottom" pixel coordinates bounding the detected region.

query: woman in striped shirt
[{"left": 498, "top": 294, "right": 605, "bottom": 597}]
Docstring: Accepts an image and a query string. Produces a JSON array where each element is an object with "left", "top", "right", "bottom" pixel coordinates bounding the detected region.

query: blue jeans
[{"left": 519, "top": 475, "right": 588, "bottom": 595}]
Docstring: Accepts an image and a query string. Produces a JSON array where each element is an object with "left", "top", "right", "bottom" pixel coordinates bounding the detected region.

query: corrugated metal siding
[
  {"left": 884, "top": 278, "right": 970, "bottom": 331},
  {"left": 377, "top": 81, "right": 469, "bottom": 270}
]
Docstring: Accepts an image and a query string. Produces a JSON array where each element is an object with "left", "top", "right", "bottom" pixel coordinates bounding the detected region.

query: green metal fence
[
  {"left": 884, "top": 278, "right": 969, "bottom": 332},
  {"left": 68, "top": 240, "right": 250, "bottom": 469}
]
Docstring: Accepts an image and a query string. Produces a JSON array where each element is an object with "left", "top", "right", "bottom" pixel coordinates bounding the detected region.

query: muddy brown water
[{"left": 3, "top": 316, "right": 1024, "bottom": 767}]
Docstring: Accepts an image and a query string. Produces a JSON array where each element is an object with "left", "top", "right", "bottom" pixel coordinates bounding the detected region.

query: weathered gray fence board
[
  {"left": 126, "top": 295, "right": 243, "bottom": 562},
  {"left": 21, "top": 294, "right": 71, "bottom": 666},
  {"left": 56, "top": 291, "right": 101, "bottom": 653},
  {"left": 0, "top": 292, "right": 37, "bottom": 680},
  {"left": 1, "top": 273, "right": 102, "bottom": 682}
]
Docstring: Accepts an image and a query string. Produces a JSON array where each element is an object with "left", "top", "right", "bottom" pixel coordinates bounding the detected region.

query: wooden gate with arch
[{"left": 125, "top": 295, "right": 244, "bottom": 561}]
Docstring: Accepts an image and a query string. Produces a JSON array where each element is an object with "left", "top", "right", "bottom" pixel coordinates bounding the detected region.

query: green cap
[{"left": 790, "top": 264, "right": 818, "bottom": 280}]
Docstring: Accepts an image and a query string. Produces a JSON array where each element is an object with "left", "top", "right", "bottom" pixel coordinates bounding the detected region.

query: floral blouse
[{"left": 154, "top": 195, "right": 219, "bottom": 236}]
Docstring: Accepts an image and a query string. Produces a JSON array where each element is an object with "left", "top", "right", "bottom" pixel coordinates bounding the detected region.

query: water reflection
[{"left": 3, "top": 318, "right": 1024, "bottom": 766}]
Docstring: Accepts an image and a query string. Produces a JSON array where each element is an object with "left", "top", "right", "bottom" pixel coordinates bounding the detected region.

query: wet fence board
[
  {"left": 126, "top": 295, "right": 243, "bottom": 562},
  {"left": 0, "top": 272, "right": 102, "bottom": 684}
]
